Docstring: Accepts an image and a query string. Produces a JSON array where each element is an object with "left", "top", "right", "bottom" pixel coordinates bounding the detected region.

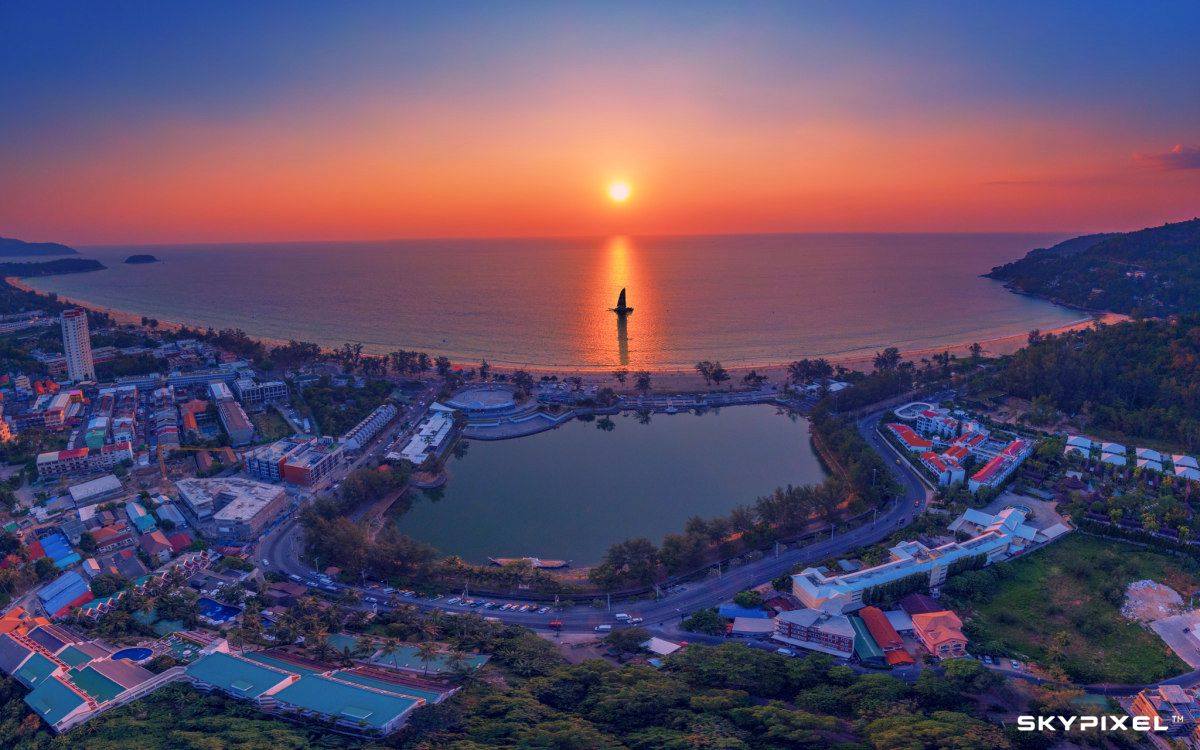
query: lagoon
[{"left": 394, "top": 404, "right": 826, "bottom": 564}]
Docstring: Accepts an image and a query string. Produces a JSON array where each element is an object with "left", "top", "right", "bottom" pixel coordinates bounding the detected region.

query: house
[
  {"left": 772, "top": 608, "right": 855, "bottom": 658},
  {"left": 1137, "top": 458, "right": 1163, "bottom": 473},
  {"left": 1131, "top": 685, "right": 1200, "bottom": 737},
  {"left": 1177, "top": 465, "right": 1200, "bottom": 483},
  {"left": 1174, "top": 455, "right": 1199, "bottom": 470},
  {"left": 1063, "top": 435, "right": 1093, "bottom": 457},
  {"left": 166, "top": 531, "right": 194, "bottom": 555},
  {"left": 1136, "top": 447, "right": 1164, "bottom": 463},
  {"left": 139, "top": 530, "right": 173, "bottom": 564},
  {"left": 1101, "top": 442, "right": 1127, "bottom": 456},
  {"left": 90, "top": 524, "right": 134, "bottom": 554},
  {"left": 96, "top": 549, "right": 147, "bottom": 580},
  {"left": 1101, "top": 450, "right": 1127, "bottom": 467},
  {"left": 912, "top": 610, "right": 967, "bottom": 659},
  {"left": 124, "top": 502, "right": 156, "bottom": 534}
]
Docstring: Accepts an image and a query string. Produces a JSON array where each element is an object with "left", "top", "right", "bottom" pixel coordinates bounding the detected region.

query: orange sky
[{"left": 1, "top": 3, "right": 1197, "bottom": 244}]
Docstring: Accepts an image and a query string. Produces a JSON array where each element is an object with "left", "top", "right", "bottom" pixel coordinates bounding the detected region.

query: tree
[
  {"left": 710, "top": 361, "right": 730, "bottom": 388},
  {"left": 612, "top": 369, "right": 628, "bottom": 385},
  {"left": 478, "top": 358, "right": 490, "bottom": 380},
  {"left": 968, "top": 341, "right": 983, "bottom": 361},
  {"left": 604, "top": 627, "right": 650, "bottom": 657},
  {"left": 742, "top": 370, "right": 768, "bottom": 388},
  {"left": 435, "top": 356, "right": 453, "bottom": 378},
  {"left": 416, "top": 641, "right": 440, "bottom": 676},
  {"left": 633, "top": 371, "right": 652, "bottom": 394},
  {"left": 873, "top": 347, "right": 902, "bottom": 372},
  {"left": 694, "top": 361, "right": 715, "bottom": 385}
]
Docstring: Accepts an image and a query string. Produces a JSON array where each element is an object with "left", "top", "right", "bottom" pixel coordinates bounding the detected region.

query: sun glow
[{"left": 607, "top": 180, "right": 632, "bottom": 203}]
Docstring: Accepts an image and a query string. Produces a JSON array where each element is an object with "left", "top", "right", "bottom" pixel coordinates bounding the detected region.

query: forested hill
[
  {"left": 988, "top": 316, "right": 1200, "bottom": 449},
  {"left": 985, "top": 218, "right": 1200, "bottom": 315},
  {"left": 0, "top": 236, "right": 77, "bottom": 256}
]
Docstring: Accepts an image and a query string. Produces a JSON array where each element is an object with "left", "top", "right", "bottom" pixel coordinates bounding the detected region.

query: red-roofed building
[
  {"left": 91, "top": 524, "right": 135, "bottom": 554},
  {"left": 166, "top": 531, "right": 194, "bottom": 554},
  {"left": 859, "top": 606, "right": 914, "bottom": 666},
  {"left": 968, "top": 439, "right": 1032, "bottom": 492},
  {"left": 887, "top": 423, "right": 933, "bottom": 452}
]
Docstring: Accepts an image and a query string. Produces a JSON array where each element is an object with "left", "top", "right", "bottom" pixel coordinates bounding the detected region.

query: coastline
[{"left": 7, "top": 275, "right": 1125, "bottom": 390}]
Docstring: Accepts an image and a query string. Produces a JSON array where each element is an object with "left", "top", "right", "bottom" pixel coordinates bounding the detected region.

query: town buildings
[
  {"left": 36, "top": 441, "right": 134, "bottom": 480},
  {"left": 245, "top": 437, "right": 342, "bottom": 486},
  {"left": 209, "top": 381, "right": 254, "bottom": 446},
  {"left": 1131, "top": 685, "right": 1200, "bottom": 737},
  {"left": 911, "top": 610, "right": 967, "bottom": 658},
  {"left": 59, "top": 309, "right": 95, "bottom": 382},
  {"left": 391, "top": 406, "right": 455, "bottom": 465},
  {"left": 231, "top": 377, "right": 288, "bottom": 409}
]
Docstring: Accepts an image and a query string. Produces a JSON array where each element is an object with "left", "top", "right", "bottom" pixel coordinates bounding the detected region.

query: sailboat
[{"left": 610, "top": 287, "right": 634, "bottom": 315}]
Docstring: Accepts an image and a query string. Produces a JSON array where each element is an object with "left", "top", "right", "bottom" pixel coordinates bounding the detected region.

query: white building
[
  {"left": 391, "top": 407, "right": 454, "bottom": 465},
  {"left": 342, "top": 403, "right": 398, "bottom": 451},
  {"left": 793, "top": 508, "right": 1042, "bottom": 613},
  {"left": 232, "top": 378, "right": 288, "bottom": 409},
  {"left": 1101, "top": 451, "right": 1128, "bottom": 467},
  {"left": 1174, "top": 455, "right": 1200, "bottom": 470},
  {"left": 1136, "top": 447, "right": 1164, "bottom": 463},
  {"left": 60, "top": 308, "right": 95, "bottom": 382},
  {"left": 968, "top": 439, "right": 1032, "bottom": 492}
]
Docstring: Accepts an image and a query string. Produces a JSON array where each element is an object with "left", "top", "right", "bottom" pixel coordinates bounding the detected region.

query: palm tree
[
  {"left": 633, "top": 371, "right": 652, "bottom": 394},
  {"left": 416, "top": 641, "right": 440, "bottom": 676},
  {"left": 611, "top": 369, "right": 628, "bottom": 385}
]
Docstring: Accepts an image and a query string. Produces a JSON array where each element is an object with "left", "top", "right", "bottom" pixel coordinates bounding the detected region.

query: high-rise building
[{"left": 60, "top": 308, "right": 95, "bottom": 382}]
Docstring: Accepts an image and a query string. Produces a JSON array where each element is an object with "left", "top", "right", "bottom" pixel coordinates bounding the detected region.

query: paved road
[{"left": 257, "top": 408, "right": 931, "bottom": 635}]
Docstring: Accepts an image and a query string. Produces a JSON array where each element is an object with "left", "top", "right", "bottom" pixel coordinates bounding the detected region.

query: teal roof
[
  {"left": 849, "top": 616, "right": 885, "bottom": 663},
  {"left": 185, "top": 652, "right": 294, "bottom": 698},
  {"left": 57, "top": 646, "right": 94, "bottom": 669},
  {"left": 15, "top": 652, "right": 58, "bottom": 687},
  {"left": 24, "top": 677, "right": 86, "bottom": 726},
  {"left": 273, "top": 674, "right": 419, "bottom": 729},
  {"left": 332, "top": 670, "right": 444, "bottom": 703},
  {"left": 242, "top": 651, "right": 322, "bottom": 677},
  {"left": 72, "top": 666, "right": 126, "bottom": 702},
  {"left": 326, "top": 633, "right": 358, "bottom": 653}
]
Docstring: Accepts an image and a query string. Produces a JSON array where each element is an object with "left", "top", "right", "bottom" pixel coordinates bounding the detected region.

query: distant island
[
  {"left": 986, "top": 218, "right": 1200, "bottom": 315},
  {"left": 124, "top": 254, "right": 159, "bottom": 264},
  {"left": 0, "top": 257, "right": 105, "bottom": 277},
  {"left": 0, "top": 236, "right": 77, "bottom": 256}
]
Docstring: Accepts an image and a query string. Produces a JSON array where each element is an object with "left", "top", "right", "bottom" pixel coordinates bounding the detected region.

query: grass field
[
  {"left": 250, "top": 409, "right": 293, "bottom": 442},
  {"left": 945, "top": 533, "right": 1199, "bottom": 685}
]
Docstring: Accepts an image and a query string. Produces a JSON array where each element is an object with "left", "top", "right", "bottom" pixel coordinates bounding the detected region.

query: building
[
  {"left": 37, "top": 571, "right": 93, "bottom": 619},
  {"left": 36, "top": 442, "right": 134, "bottom": 480},
  {"left": 915, "top": 408, "right": 959, "bottom": 438},
  {"left": 124, "top": 502, "right": 156, "bottom": 534},
  {"left": 391, "top": 407, "right": 454, "bottom": 465},
  {"left": 90, "top": 524, "right": 135, "bottom": 554},
  {"left": 245, "top": 437, "right": 342, "bottom": 486},
  {"left": 794, "top": 508, "right": 1041, "bottom": 613},
  {"left": 911, "top": 610, "right": 967, "bottom": 658},
  {"left": 139, "top": 530, "right": 174, "bottom": 564},
  {"left": 67, "top": 475, "right": 123, "bottom": 507},
  {"left": 155, "top": 502, "right": 187, "bottom": 529},
  {"left": 772, "top": 608, "right": 855, "bottom": 658},
  {"left": 208, "top": 381, "right": 254, "bottom": 446},
  {"left": 886, "top": 423, "right": 932, "bottom": 453},
  {"left": 341, "top": 403, "right": 398, "bottom": 451},
  {"left": 858, "top": 605, "right": 913, "bottom": 666},
  {"left": 176, "top": 477, "right": 287, "bottom": 541},
  {"left": 968, "top": 439, "right": 1032, "bottom": 492},
  {"left": 1064, "top": 434, "right": 1092, "bottom": 458},
  {"left": 919, "top": 451, "right": 964, "bottom": 486},
  {"left": 59, "top": 309, "right": 95, "bottom": 382},
  {"left": 232, "top": 378, "right": 288, "bottom": 409},
  {"left": 1131, "top": 685, "right": 1200, "bottom": 737}
]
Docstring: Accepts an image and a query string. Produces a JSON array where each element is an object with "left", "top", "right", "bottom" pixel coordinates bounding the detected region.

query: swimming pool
[
  {"left": 197, "top": 597, "right": 241, "bottom": 624},
  {"left": 112, "top": 647, "right": 152, "bottom": 662}
]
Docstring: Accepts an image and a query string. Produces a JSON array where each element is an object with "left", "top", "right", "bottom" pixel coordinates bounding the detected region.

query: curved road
[{"left": 257, "top": 409, "right": 930, "bottom": 635}]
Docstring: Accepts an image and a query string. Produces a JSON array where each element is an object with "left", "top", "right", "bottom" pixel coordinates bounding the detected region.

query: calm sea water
[
  {"left": 29, "top": 233, "right": 1079, "bottom": 370},
  {"left": 396, "top": 405, "right": 824, "bottom": 563}
]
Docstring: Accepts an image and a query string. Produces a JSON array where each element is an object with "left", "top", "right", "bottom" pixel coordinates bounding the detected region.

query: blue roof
[
  {"left": 38, "top": 572, "right": 91, "bottom": 617},
  {"left": 185, "top": 652, "right": 294, "bottom": 698},
  {"left": 24, "top": 676, "right": 85, "bottom": 726},
  {"left": 717, "top": 603, "right": 770, "bottom": 619},
  {"left": 273, "top": 674, "right": 419, "bottom": 729}
]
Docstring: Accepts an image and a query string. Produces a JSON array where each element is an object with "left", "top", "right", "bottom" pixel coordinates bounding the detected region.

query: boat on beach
[{"left": 488, "top": 556, "right": 570, "bottom": 569}]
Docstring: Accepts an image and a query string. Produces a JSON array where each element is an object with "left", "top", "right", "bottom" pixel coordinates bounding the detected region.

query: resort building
[
  {"left": 245, "top": 437, "right": 342, "bottom": 486},
  {"left": 967, "top": 438, "right": 1032, "bottom": 492},
  {"left": 36, "top": 441, "right": 134, "bottom": 480},
  {"left": 341, "top": 403, "right": 398, "bottom": 451},
  {"left": 1101, "top": 448, "right": 1128, "bottom": 467},
  {"left": 1174, "top": 455, "right": 1200, "bottom": 470},
  {"left": 915, "top": 408, "right": 959, "bottom": 439},
  {"left": 59, "top": 309, "right": 95, "bottom": 382},
  {"left": 1131, "top": 685, "right": 1200, "bottom": 737},
  {"left": 919, "top": 451, "right": 964, "bottom": 486},
  {"left": 793, "top": 508, "right": 1040, "bottom": 613},
  {"left": 1177, "top": 465, "right": 1200, "bottom": 483},
  {"left": 772, "top": 608, "right": 855, "bottom": 658},
  {"left": 911, "top": 610, "right": 967, "bottom": 658},
  {"left": 886, "top": 423, "right": 932, "bottom": 452}
]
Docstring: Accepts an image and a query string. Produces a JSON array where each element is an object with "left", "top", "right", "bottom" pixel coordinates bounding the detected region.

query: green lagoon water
[{"left": 395, "top": 404, "right": 825, "bottom": 564}]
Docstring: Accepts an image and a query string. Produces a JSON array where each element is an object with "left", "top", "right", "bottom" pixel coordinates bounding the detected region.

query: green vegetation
[
  {"left": 943, "top": 533, "right": 1195, "bottom": 684},
  {"left": 302, "top": 376, "right": 393, "bottom": 436},
  {"left": 0, "top": 258, "right": 103, "bottom": 278},
  {"left": 986, "top": 218, "right": 1200, "bottom": 315},
  {"left": 249, "top": 409, "right": 291, "bottom": 442},
  {"left": 987, "top": 316, "right": 1200, "bottom": 449},
  {"left": 94, "top": 353, "right": 161, "bottom": 380}
]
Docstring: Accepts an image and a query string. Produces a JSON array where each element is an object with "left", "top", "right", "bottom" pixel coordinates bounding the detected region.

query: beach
[{"left": 7, "top": 275, "right": 1125, "bottom": 392}]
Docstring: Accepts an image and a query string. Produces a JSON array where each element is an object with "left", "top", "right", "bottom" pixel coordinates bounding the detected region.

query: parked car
[
  {"left": 776, "top": 647, "right": 796, "bottom": 657},
  {"left": 594, "top": 624, "right": 612, "bottom": 632},
  {"left": 1010, "top": 660, "right": 1021, "bottom": 670},
  {"left": 614, "top": 613, "right": 631, "bottom": 621}
]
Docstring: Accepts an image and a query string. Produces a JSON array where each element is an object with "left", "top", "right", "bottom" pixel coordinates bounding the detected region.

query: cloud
[{"left": 1134, "top": 144, "right": 1200, "bottom": 170}]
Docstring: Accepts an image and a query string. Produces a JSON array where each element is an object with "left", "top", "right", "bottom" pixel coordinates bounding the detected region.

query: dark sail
[{"left": 612, "top": 288, "right": 633, "bottom": 314}]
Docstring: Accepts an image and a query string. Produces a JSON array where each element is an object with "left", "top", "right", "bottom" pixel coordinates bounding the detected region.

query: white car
[{"left": 614, "top": 613, "right": 631, "bottom": 621}]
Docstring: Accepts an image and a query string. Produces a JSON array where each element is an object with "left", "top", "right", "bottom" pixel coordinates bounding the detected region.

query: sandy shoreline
[{"left": 8, "top": 275, "right": 1125, "bottom": 391}]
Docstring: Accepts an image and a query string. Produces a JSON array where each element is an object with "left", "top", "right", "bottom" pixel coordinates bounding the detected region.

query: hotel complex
[
  {"left": 792, "top": 507, "right": 1055, "bottom": 613},
  {"left": 886, "top": 404, "right": 1032, "bottom": 492}
]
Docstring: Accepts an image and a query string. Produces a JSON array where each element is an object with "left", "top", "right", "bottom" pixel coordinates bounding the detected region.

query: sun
[{"left": 607, "top": 180, "right": 632, "bottom": 203}]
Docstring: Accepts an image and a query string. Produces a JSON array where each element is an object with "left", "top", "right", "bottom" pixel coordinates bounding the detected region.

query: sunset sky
[{"left": 1, "top": 1, "right": 1197, "bottom": 244}]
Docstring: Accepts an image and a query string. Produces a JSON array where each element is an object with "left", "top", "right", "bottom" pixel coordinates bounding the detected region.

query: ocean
[{"left": 26, "top": 233, "right": 1079, "bottom": 371}]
